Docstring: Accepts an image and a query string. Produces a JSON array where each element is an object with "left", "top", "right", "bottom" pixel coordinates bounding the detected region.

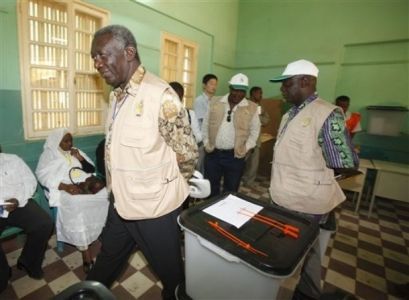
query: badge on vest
[
  {"left": 135, "top": 99, "right": 143, "bottom": 116},
  {"left": 301, "top": 117, "right": 311, "bottom": 127}
]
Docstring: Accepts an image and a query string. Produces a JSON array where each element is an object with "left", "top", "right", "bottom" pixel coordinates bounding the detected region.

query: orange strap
[
  {"left": 208, "top": 221, "right": 268, "bottom": 257},
  {"left": 346, "top": 112, "right": 361, "bottom": 133},
  {"left": 238, "top": 209, "right": 299, "bottom": 239}
]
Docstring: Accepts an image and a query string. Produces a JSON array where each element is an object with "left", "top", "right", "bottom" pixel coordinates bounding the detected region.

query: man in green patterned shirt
[{"left": 269, "top": 59, "right": 358, "bottom": 300}]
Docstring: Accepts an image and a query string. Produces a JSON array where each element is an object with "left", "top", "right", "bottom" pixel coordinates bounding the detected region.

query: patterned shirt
[
  {"left": 106, "top": 66, "right": 198, "bottom": 181},
  {"left": 158, "top": 94, "right": 198, "bottom": 180},
  {"left": 281, "top": 93, "right": 358, "bottom": 169}
]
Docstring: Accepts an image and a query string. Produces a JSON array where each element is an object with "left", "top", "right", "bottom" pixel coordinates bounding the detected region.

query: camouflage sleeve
[{"left": 158, "top": 89, "right": 199, "bottom": 180}]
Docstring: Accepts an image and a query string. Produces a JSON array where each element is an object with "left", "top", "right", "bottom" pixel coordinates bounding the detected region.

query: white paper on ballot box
[{"left": 203, "top": 194, "right": 263, "bottom": 228}]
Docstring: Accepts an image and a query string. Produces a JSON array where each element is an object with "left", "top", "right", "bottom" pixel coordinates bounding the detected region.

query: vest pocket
[
  {"left": 287, "top": 128, "right": 314, "bottom": 153},
  {"left": 114, "top": 162, "right": 177, "bottom": 202},
  {"left": 280, "top": 168, "right": 332, "bottom": 197},
  {"left": 120, "top": 122, "right": 155, "bottom": 149}
]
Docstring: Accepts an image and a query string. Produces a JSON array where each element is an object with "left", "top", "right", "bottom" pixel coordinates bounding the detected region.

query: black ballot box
[{"left": 178, "top": 192, "right": 320, "bottom": 300}]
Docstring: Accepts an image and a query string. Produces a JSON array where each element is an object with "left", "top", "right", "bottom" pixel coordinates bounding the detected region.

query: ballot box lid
[{"left": 179, "top": 193, "right": 320, "bottom": 276}]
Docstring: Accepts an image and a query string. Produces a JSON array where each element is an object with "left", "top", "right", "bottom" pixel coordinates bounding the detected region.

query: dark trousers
[
  {"left": 204, "top": 149, "right": 246, "bottom": 198},
  {"left": 0, "top": 200, "right": 53, "bottom": 290},
  {"left": 86, "top": 202, "right": 184, "bottom": 300}
]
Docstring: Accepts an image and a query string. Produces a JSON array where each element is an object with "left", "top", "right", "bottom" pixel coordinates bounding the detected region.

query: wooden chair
[{"left": 337, "top": 159, "right": 374, "bottom": 213}]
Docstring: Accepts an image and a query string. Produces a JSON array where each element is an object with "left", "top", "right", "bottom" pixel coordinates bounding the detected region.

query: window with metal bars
[
  {"left": 18, "top": 0, "right": 109, "bottom": 139},
  {"left": 161, "top": 32, "right": 198, "bottom": 109}
]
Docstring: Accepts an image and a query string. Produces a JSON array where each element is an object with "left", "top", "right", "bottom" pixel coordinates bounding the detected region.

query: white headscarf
[
  {"left": 44, "top": 128, "right": 68, "bottom": 153},
  {"left": 36, "top": 128, "right": 94, "bottom": 206}
]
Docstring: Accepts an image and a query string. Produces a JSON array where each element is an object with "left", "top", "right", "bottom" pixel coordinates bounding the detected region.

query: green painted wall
[
  {"left": 236, "top": 0, "right": 409, "bottom": 133},
  {"left": 0, "top": 2, "right": 19, "bottom": 90},
  {"left": 135, "top": 0, "right": 240, "bottom": 95},
  {"left": 86, "top": 0, "right": 219, "bottom": 92}
]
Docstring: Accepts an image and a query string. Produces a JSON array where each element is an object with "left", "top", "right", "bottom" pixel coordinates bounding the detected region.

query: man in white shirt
[
  {"left": 202, "top": 73, "right": 260, "bottom": 197},
  {"left": 194, "top": 74, "right": 218, "bottom": 174},
  {"left": 193, "top": 74, "right": 218, "bottom": 129},
  {"left": 0, "top": 147, "right": 53, "bottom": 293}
]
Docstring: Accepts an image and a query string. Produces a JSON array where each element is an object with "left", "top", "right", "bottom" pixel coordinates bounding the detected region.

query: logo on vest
[{"left": 301, "top": 117, "right": 311, "bottom": 127}]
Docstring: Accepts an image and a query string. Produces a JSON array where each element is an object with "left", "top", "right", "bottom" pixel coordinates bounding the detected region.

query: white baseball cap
[
  {"left": 270, "top": 59, "right": 319, "bottom": 82},
  {"left": 229, "top": 73, "right": 249, "bottom": 91}
]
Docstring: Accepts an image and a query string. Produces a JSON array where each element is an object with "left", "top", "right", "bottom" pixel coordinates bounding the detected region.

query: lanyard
[{"left": 112, "top": 94, "right": 129, "bottom": 121}]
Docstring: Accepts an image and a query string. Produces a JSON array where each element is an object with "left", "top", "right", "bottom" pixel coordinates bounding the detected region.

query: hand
[
  {"left": 66, "top": 184, "right": 82, "bottom": 195},
  {"left": 4, "top": 198, "right": 19, "bottom": 213},
  {"left": 59, "top": 183, "right": 82, "bottom": 195},
  {"left": 70, "top": 148, "right": 84, "bottom": 161}
]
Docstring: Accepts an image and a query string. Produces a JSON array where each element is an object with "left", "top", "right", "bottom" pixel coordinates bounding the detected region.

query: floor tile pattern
[{"left": 1, "top": 176, "right": 408, "bottom": 299}]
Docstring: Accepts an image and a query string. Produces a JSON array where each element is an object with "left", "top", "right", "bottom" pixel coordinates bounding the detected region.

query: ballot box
[{"left": 178, "top": 193, "right": 319, "bottom": 300}]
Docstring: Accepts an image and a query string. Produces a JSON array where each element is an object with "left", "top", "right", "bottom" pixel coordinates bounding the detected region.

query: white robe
[{"left": 36, "top": 128, "right": 109, "bottom": 247}]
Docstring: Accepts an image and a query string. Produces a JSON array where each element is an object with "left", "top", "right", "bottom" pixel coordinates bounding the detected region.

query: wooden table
[
  {"left": 368, "top": 160, "right": 409, "bottom": 218},
  {"left": 338, "top": 158, "right": 375, "bottom": 213}
]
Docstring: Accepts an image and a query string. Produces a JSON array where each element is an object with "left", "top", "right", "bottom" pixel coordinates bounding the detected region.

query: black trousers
[
  {"left": 87, "top": 202, "right": 184, "bottom": 300},
  {"left": 0, "top": 200, "right": 53, "bottom": 290},
  {"left": 205, "top": 149, "right": 246, "bottom": 197}
]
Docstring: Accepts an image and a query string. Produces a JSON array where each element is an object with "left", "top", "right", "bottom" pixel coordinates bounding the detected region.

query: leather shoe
[
  {"left": 83, "top": 260, "right": 94, "bottom": 274},
  {"left": 17, "top": 260, "right": 43, "bottom": 279}
]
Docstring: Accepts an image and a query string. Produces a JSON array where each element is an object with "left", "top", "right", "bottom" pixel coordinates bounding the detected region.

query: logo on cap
[{"left": 229, "top": 73, "right": 249, "bottom": 91}]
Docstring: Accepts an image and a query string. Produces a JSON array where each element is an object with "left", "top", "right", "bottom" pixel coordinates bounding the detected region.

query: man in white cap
[
  {"left": 269, "top": 59, "right": 358, "bottom": 300},
  {"left": 202, "top": 73, "right": 260, "bottom": 197}
]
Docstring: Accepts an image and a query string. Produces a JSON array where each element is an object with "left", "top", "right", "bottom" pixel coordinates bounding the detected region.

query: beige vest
[
  {"left": 107, "top": 72, "right": 189, "bottom": 220},
  {"left": 206, "top": 97, "right": 258, "bottom": 158},
  {"left": 269, "top": 98, "right": 345, "bottom": 214}
]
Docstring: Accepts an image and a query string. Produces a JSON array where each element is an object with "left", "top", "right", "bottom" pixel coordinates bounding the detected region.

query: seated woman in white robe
[{"left": 35, "top": 128, "right": 109, "bottom": 273}]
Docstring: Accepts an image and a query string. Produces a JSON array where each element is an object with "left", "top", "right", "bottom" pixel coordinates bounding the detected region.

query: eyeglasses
[{"left": 226, "top": 110, "right": 232, "bottom": 122}]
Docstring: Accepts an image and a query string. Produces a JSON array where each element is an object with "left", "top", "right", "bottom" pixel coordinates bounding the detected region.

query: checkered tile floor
[{"left": 1, "top": 176, "right": 408, "bottom": 299}]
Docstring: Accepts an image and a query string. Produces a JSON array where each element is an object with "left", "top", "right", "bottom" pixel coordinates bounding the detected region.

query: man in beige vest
[
  {"left": 202, "top": 73, "right": 260, "bottom": 197},
  {"left": 88, "top": 25, "right": 198, "bottom": 299},
  {"left": 269, "top": 59, "right": 358, "bottom": 300}
]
